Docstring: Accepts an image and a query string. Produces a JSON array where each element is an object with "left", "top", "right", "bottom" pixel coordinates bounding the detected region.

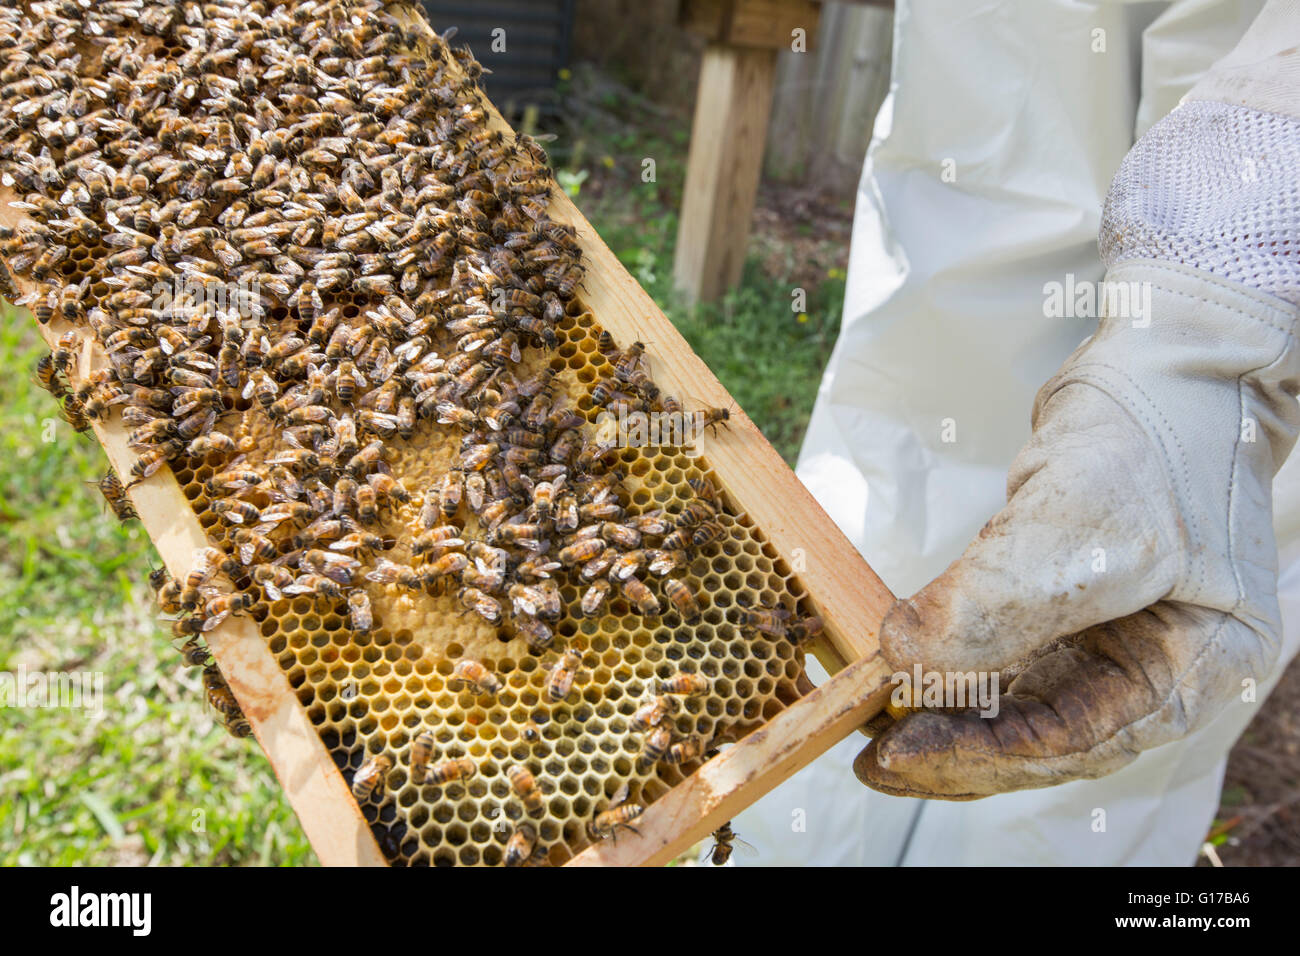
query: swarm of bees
[{"left": 1, "top": 0, "right": 821, "bottom": 866}]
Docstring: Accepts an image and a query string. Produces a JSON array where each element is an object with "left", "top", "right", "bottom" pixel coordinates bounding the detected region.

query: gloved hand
[{"left": 854, "top": 6, "right": 1300, "bottom": 799}]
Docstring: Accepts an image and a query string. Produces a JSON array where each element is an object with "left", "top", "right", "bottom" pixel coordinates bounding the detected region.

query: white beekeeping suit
[{"left": 729, "top": 0, "right": 1300, "bottom": 866}]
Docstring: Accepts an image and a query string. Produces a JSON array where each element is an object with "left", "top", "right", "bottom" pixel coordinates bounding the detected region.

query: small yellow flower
[
  {"left": 797, "top": 313, "right": 809, "bottom": 324},
  {"left": 601, "top": 155, "right": 614, "bottom": 169},
  {"left": 558, "top": 68, "right": 572, "bottom": 81}
]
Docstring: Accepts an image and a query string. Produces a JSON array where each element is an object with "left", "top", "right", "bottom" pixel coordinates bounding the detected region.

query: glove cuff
[
  {"left": 1100, "top": 100, "right": 1300, "bottom": 307},
  {"left": 1037, "top": 260, "right": 1298, "bottom": 630}
]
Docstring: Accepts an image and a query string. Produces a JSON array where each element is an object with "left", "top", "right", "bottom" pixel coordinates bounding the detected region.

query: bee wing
[
  {"left": 200, "top": 610, "right": 228, "bottom": 631},
  {"left": 610, "top": 783, "right": 629, "bottom": 806},
  {"left": 283, "top": 575, "right": 320, "bottom": 595},
  {"left": 733, "top": 837, "right": 759, "bottom": 857},
  {"left": 512, "top": 589, "right": 546, "bottom": 617},
  {"left": 365, "top": 559, "right": 401, "bottom": 583}
]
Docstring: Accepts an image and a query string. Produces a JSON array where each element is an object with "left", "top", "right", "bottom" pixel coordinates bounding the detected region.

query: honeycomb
[{"left": 0, "top": 0, "right": 819, "bottom": 866}]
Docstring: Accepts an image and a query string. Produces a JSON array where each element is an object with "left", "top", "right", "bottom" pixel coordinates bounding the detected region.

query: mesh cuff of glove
[{"left": 1100, "top": 99, "right": 1300, "bottom": 307}]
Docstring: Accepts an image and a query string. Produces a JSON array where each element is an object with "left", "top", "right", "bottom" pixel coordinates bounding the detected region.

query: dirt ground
[{"left": 1210, "top": 656, "right": 1300, "bottom": 865}]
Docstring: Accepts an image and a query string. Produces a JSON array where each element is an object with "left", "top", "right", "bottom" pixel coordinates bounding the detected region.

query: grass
[
  {"left": 0, "top": 70, "right": 846, "bottom": 866},
  {"left": 0, "top": 314, "right": 317, "bottom": 866},
  {"left": 542, "top": 70, "right": 846, "bottom": 463}
]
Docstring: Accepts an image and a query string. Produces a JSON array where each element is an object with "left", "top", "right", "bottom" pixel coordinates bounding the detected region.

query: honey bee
[
  {"left": 687, "top": 477, "right": 720, "bottom": 508},
  {"left": 186, "top": 431, "right": 237, "bottom": 458},
  {"left": 513, "top": 614, "right": 554, "bottom": 652},
  {"left": 588, "top": 784, "right": 644, "bottom": 842},
  {"left": 34, "top": 353, "right": 67, "bottom": 398},
  {"left": 450, "top": 659, "right": 502, "bottom": 697},
  {"left": 365, "top": 558, "right": 422, "bottom": 589},
  {"left": 666, "top": 735, "right": 708, "bottom": 765},
  {"left": 212, "top": 497, "right": 261, "bottom": 525},
  {"left": 630, "top": 694, "right": 680, "bottom": 732},
  {"left": 558, "top": 536, "right": 605, "bottom": 567},
  {"left": 505, "top": 822, "right": 539, "bottom": 867},
  {"left": 178, "top": 637, "right": 210, "bottom": 668},
  {"left": 348, "top": 589, "right": 373, "bottom": 633},
  {"left": 185, "top": 546, "right": 229, "bottom": 594},
  {"left": 234, "top": 529, "right": 279, "bottom": 565},
  {"left": 507, "top": 763, "right": 546, "bottom": 817},
  {"left": 609, "top": 549, "right": 646, "bottom": 582},
  {"left": 632, "top": 511, "right": 672, "bottom": 536},
  {"left": 426, "top": 756, "right": 478, "bottom": 787},
  {"left": 543, "top": 650, "right": 584, "bottom": 703},
  {"left": 409, "top": 731, "right": 435, "bottom": 784},
  {"left": 730, "top": 601, "right": 793, "bottom": 638},
  {"left": 675, "top": 499, "right": 716, "bottom": 529},
  {"left": 157, "top": 576, "right": 185, "bottom": 615},
  {"left": 656, "top": 672, "right": 712, "bottom": 698},
  {"left": 522, "top": 716, "right": 544, "bottom": 744},
  {"left": 662, "top": 520, "right": 724, "bottom": 552},
  {"left": 637, "top": 724, "right": 672, "bottom": 769},
  {"left": 355, "top": 484, "right": 379, "bottom": 524},
  {"left": 788, "top": 615, "right": 825, "bottom": 644},
  {"left": 697, "top": 406, "right": 731, "bottom": 434},
  {"left": 580, "top": 547, "right": 619, "bottom": 582},
  {"left": 252, "top": 564, "right": 295, "bottom": 601},
  {"left": 508, "top": 581, "right": 561, "bottom": 621},
  {"left": 438, "top": 468, "right": 463, "bottom": 517},
  {"left": 95, "top": 470, "right": 137, "bottom": 523},
  {"left": 202, "top": 591, "right": 256, "bottom": 630},
  {"left": 621, "top": 576, "right": 661, "bottom": 616},
  {"left": 459, "top": 441, "right": 498, "bottom": 472},
  {"left": 456, "top": 586, "right": 502, "bottom": 624},
  {"left": 580, "top": 578, "right": 611, "bottom": 617},
  {"left": 285, "top": 574, "right": 345, "bottom": 599},
  {"left": 59, "top": 396, "right": 91, "bottom": 434},
  {"left": 370, "top": 472, "right": 410, "bottom": 506},
  {"left": 204, "top": 668, "right": 245, "bottom": 729},
  {"left": 662, "top": 578, "right": 702, "bottom": 623},
  {"left": 345, "top": 440, "right": 385, "bottom": 478},
  {"left": 351, "top": 753, "right": 393, "bottom": 802},
  {"left": 706, "top": 820, "right": 756, "bottom": 865},
  {"left": 530, "top": 478, "right": 561, "bottom": 520},
  {"left": 51, "top": 330, "right": 79, "bottom": 375}
]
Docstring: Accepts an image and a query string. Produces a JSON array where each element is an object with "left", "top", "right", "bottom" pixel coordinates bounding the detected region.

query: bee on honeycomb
[{"left": 0, "top": 0, "right": 819, "bottom": 866}]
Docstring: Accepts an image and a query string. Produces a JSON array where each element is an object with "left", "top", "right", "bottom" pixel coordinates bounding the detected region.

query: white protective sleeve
[{"left": 727, "top": 0, "right": 1300, "bottom": 867}]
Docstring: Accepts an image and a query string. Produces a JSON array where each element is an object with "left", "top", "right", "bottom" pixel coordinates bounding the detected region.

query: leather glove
[{"left": 855, "top": 3, "right": 1300, "bottom": 799}]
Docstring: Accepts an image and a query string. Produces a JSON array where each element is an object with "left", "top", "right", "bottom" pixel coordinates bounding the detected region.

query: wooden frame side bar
[
  {"left": 1, "top": 202, "right": 386, "bottom": 868},
  {"left": 568, "top": 651, "right": 894, "bottom": 865}
]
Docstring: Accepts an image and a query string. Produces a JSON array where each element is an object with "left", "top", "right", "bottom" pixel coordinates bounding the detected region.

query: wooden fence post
[{"left": 673, "top": 0, "right": 821, "bottom": 305}]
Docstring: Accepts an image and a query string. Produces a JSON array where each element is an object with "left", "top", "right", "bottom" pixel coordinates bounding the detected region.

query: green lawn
[
  {"left": 0, "top": 313, "right": 317, "bottom": 866},
  {"left": 0, "top": 76, "right": 845, "bottom": 866}
]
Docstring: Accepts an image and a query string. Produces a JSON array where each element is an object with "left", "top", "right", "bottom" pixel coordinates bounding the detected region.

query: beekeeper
[{"left": 733, "top": 0, "right": 1300, "bottom": 865}]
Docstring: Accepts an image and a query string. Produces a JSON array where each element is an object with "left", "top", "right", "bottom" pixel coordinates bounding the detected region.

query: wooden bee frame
[{"left": 1, "top": 2, "right": 896, "bottom": 867}]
